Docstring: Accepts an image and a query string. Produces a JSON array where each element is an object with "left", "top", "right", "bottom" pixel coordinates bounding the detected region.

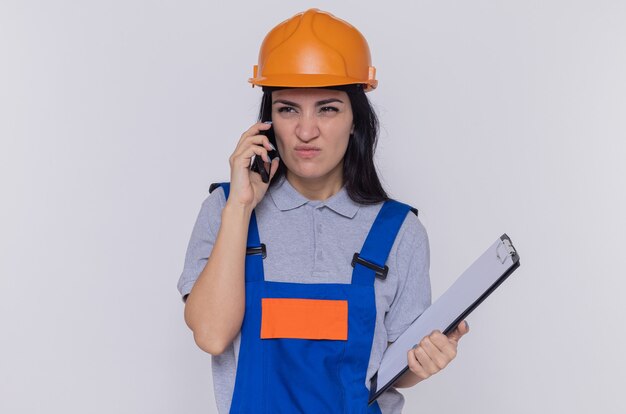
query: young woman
[{"left": 178, "top": 9, "right": 468, "bottom": 413}]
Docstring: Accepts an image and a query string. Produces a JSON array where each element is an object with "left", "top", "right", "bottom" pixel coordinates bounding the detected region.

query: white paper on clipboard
[{"left": 369, "top": 234, "right": 521, "bottom": 403}]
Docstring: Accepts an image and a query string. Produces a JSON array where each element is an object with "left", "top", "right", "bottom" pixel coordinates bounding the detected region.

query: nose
[{"left": 295, "top": 112, "right": 320, "bottom": 142}]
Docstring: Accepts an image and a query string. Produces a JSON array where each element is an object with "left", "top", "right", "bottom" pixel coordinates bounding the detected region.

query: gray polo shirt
[{"left": 178, "top": 177, "right": 431, "bottom": 414}]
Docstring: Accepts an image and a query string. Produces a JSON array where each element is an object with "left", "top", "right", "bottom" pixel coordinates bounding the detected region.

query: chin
[
  {"left": 290, "top": 170, "right": 328, "bottom": 181},
  {"left": 284, "top": 159, "right": 343, "bottom": 183},
  {"left": 285, "top": 165, "right": 331, "bottom": 181}
]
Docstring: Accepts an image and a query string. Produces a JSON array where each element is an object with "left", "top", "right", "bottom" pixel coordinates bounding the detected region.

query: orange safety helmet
[{"left": 249, "top": 8, "right": 378, "bottom": 92}]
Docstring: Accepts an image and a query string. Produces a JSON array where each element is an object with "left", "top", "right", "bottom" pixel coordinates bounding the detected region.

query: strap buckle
[
  {"left": 246, "top": 243, "right": 267, "bottom": 259},
  {"left": 351, "top": 253, "right": 388, "bottom": 280}
]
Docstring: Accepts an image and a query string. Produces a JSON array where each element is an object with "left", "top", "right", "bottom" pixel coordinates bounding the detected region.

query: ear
[{"left": 350, "top": 124, "right": 355, "bottom": 135}]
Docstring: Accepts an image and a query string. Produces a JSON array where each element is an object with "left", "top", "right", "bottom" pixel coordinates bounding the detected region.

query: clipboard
[{"left": 369, "top": 234, "right": 521, "bottom": 404}]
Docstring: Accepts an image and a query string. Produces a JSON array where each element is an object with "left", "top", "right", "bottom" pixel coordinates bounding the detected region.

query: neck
[{"left": 286, "top": 171, "right": 343, "bottom": 201}]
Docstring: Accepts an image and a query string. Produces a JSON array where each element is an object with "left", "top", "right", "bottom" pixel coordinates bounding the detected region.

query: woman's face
[{"left": 271, "top": 88, "right": 353, "bottom": 188}]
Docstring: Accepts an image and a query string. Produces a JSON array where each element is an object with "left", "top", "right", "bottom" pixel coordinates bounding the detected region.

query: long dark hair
[{"left": 258, "top": 84, "right": 388, "bottom": 204}]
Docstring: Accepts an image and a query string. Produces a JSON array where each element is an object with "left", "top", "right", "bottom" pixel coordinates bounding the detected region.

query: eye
[
  {"left": 320, "top": 106, "right": 339, "bottom": 113},
  {"left": 277, "top": 106, "right": 297, "bottom": 113}
]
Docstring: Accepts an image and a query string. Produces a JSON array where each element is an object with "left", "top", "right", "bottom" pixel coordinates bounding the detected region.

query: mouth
[{"left": 294, "top": 146, "right": 321, "bottom": 159}]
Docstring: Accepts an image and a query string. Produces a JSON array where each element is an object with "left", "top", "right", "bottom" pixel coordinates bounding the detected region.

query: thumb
[
  {"left": 268, "top": 157, "right": 281, "bottom": 181},
  {"left": 447, "top": 320, "right": 469, "bottom": 344}
]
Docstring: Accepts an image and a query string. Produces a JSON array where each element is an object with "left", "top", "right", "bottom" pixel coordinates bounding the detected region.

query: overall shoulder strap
[
  {"left": 351, "top": 200, "right": 412, "bottom": 286},
  {"left": 209, "top": 182, "right": 230, "bottom": 199}
]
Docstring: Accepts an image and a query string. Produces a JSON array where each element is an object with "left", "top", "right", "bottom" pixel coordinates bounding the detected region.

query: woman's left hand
[{"left": 405, "top": 320, "right": 470, "bottom": 383}]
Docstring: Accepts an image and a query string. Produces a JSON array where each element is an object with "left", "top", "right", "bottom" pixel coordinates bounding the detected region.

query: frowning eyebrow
[{"left": 272, "top": 98, "right": 345, "bottom": 107}]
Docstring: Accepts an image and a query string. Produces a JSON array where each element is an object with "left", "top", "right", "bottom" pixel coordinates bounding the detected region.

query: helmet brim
[{"left": 249, "top": 74, "right": 377, "bottom": 92}]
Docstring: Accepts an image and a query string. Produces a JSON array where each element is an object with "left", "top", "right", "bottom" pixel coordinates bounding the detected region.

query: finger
[
  {"left": 419, "top": 335, "right": 450, "bottom": 370},
  {"left": 231, "top": 145, "right": 271, "bottom": 170},
  {"left": 413, "top": 344, "right": 439, "bottom": 376},
  {"left": 233, "top": 134, "right": 275, "bottom": 160},
  {"left": 447, "top": 320, "right": 470, "bottom": 344},
  {"left": 243, "top": 121, "right": 273, "bottom": 138},
  {"left": 244, "top": 134, "right": 276, "bottom": 152},
  {"left": 268, "top": 157, "right": 281, "bottom": 181},
  {"left": 429, "top": 331, "right": 458, "bottom": 363},
  {"left": 429, "top": 331, "right": 449, "bottom": 348},
  {"left": 406, "top": 348, "right": 429, "bottom": 380},
  {"left": 235, "top": 122, "right": 273, "bottom": 147},
  {"left": 233, "top": 140, "right": 274, "bottom": 167},
  {"left": 249, "top": 152, "right": 273, "bottom": 169}
]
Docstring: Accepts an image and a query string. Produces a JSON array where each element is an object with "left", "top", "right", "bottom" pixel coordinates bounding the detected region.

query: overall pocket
[{"left": 261, "top": 298, "right": 349, "bottom": 413}]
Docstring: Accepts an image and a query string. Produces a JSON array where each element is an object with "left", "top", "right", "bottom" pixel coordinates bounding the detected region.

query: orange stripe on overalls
[{"left": 261, "top": 298, "right": 348, "bottom": 340}]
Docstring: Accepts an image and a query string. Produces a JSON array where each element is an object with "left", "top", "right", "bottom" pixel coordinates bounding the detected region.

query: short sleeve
[
  {"left": 384, "top": 214, "right": 432, "bottom": 342},
  {"left": 176, "top": 187, "right": 226, "bottom": 302}
]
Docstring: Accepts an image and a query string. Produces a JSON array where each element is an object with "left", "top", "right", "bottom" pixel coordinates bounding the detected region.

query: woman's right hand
[{"left": 227, "top": 122, "right": 280, "bottom": 210}]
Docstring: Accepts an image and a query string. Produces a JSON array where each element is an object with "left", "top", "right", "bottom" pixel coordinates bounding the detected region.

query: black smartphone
[{"left": 250, "top": 123, "right": 277, "bottom": 183}]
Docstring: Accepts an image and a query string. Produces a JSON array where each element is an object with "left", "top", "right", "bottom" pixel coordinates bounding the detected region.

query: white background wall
[{"left": 1, "top": 1, "right": 625, "bottom": 413}]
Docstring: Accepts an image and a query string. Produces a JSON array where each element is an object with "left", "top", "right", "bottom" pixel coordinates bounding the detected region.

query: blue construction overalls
[{"left": 211, "top": 183, "right": 412, "bottom": 414}]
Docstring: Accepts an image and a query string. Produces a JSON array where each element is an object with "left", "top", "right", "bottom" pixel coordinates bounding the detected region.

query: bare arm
[
  {"left": 183, "top": 122, "right": 279, "bottom": 355},
  {"left": 183, "top": 202, "right": 252, "bottom": 355}
]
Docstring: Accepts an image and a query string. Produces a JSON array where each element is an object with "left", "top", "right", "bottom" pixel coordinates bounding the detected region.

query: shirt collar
[
  {"left": 269, "top": 177, "right": 309, "bottom": 211},
  {"left": 269, "top": 177, "right": 360, "bottom": 219}
]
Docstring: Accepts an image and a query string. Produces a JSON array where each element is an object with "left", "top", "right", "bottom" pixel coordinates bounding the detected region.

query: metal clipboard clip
[{"left": 496, "top": 237, "right": 517, "bottom": 264}]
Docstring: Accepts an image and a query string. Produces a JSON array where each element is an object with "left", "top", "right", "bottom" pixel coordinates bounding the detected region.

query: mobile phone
[{"left": 250, "top": 123, "right": 277, "bottom": 183}]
